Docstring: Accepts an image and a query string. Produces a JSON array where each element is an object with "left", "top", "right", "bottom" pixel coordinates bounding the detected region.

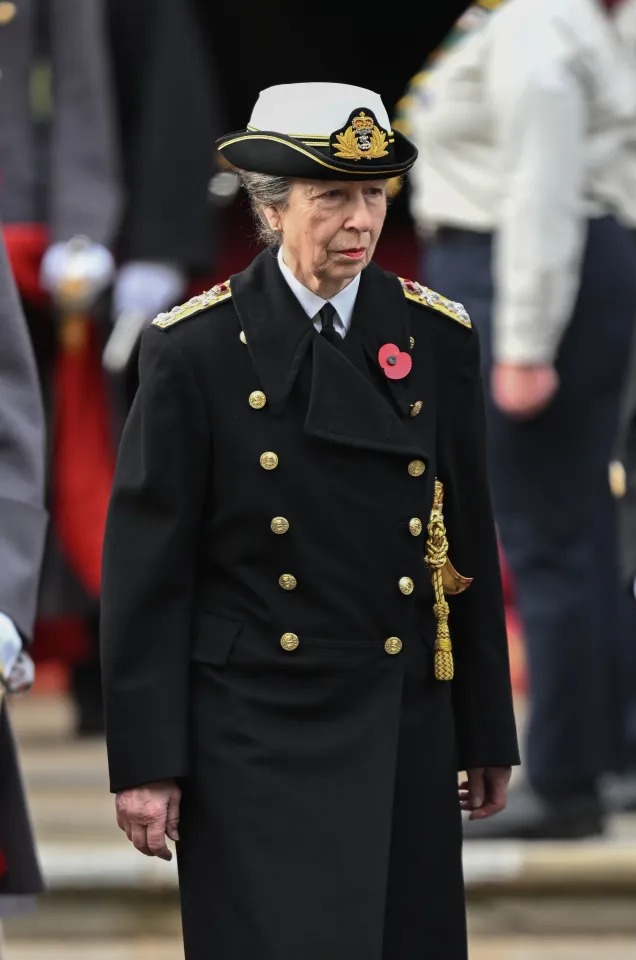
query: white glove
[
  {"left": 102, "top": 261, "right": 188, "bottom": 374},
  {"left": 40, "top": 235, "right": 116, "bottom": 311},
  {"left": 0, "top": 611, "right": 34, "bottom": 695},
  {"left": 112, "top": 261, "right": 187, "bottom": 323}
]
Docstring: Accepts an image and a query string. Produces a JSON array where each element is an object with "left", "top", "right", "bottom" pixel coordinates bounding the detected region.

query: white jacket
[
  {"left": 404, "top": 0, "right": 636, "bottom": 364},
  {"left": 614, "top": 0, "right": 636, "bottom": 228}
]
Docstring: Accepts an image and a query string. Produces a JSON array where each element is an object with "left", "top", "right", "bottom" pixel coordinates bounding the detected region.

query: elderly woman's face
[{"left": 271, "top": 178, "right": 388, "bottom": 297}]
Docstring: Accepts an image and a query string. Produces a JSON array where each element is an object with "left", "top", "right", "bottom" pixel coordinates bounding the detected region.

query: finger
[
  {"left": 469, "top": 798, "right": 505, "bottom": 820},
  {"left": 466, "top": 769, "right": 486, "bottom": 810},
  {"left": 166, "top": 791, "right": 181, "bottom": 842},
  {"left": 488, "top": 784, "right": 508, "bottom": 812},
  {"left": 131, "top": 823, "right": 151, "bottom": 856},
  {"left": 473, "top": 788, "right": 509, "bottom": 820},
  {"left": 464, "top": 771, "right": 510, "bottom": 820},
  {"left": 146, "top": 820, "right": 172, "bottom": 861}
]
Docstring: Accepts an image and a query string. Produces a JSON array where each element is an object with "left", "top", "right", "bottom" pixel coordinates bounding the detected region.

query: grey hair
[{"left": 237, "top": 171, "right": 293, "bottom": 248}]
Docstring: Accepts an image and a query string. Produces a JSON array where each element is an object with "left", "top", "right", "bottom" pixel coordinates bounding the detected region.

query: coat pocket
[{"left": 190, "top": 612, "right": 243, "bottom": 667}]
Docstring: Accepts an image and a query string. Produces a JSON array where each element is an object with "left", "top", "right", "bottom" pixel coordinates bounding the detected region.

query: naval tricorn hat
[{"left": 216, "top": 81, "right": 418, "bottom": 180}]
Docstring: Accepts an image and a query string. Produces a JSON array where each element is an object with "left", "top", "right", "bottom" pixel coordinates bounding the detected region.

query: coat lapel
[
  {"left": 231, "top": 252, "right": 426, "bottom": 459},
  {"left": 231, "top": 250, "right": 315, "bottom": 408},
  {"left": 350, "top": 262, "right": 414, "bottom": 419}
]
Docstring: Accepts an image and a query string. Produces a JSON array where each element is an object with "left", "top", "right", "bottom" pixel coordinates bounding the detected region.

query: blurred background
[{"left": 2, "top": 0, "right": 636, "bottom": 957}]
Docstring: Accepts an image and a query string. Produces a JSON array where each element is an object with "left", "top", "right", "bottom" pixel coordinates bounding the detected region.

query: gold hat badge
[
  {"left": 425, "top": 479, "right": 473, "bottom": 680},
  {"left": 331, "top": 109, "right": 389, "bottom": 161}
]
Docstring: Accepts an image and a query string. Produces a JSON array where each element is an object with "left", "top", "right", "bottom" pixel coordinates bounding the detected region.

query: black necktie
[{"left": 317, "top": 302, "right": 343, "bottom": 349}]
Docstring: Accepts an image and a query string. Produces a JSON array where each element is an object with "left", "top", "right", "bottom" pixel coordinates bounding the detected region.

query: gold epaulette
[
  {"left": 152, "top": 281, "right": 232, "bottom": 329},
  {"left": 399, "top": 277, "right": 471, "bottom": 329}
]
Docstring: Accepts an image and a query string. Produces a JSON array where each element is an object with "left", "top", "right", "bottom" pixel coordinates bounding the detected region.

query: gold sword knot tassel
[{"left": 425, "top": 479, "right": 472, "bottom": 680}]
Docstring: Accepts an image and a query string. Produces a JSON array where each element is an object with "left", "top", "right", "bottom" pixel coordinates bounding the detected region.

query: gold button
[
  {"left": 271, "top": 516, "right": 290, "bottom": 535},
  {"left": 249, "top": 390, "right": 267, "bottom": 409},
  {"left": 260, "top": 451, "right": 279, "bottom": 470},
  {"left": 279, "top": 574, "right": 297, "bottom": 591},
  {"left": 280, "top": 632, "right": 299, "bottom": 651},
  {"left": 609, "top": 460, "right": 626, "bottom": 499},
  {"left": 384, "top": 636, "right": 403, "bottom": 655},
  {"left": 409, "top": 336, "right": 415, "bottom": 349},
  {"left": 408, "top": 517, "right": 423, "bottom": 537},
  {"left": 408, "top": 459, "right": 426, "bottom": 477},
  {"left": 410, "top": 401, "right": 423, "bottom": 418},
  {"left": 399, "top": 577, "right": 414, "bottom": 595},
  {"left": 0, "top": 3, "right": 17, "bottom": 25},
  {"left": 239, "top": 330, "right": 247, "bottom": 344}
]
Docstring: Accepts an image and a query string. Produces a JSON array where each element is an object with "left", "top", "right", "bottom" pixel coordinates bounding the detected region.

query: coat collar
[{"left": 230, "top": 250, "right": 426, "bottom": 459}]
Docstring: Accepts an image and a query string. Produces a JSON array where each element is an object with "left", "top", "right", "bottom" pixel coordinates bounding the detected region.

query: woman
[{"left": 100, "top": 81, "right": 519, "bottom": 960}]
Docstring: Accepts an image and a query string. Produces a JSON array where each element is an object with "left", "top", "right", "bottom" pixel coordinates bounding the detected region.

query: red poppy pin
[{"left": 378, "top": 343, "right": 412, "bottom": 380}]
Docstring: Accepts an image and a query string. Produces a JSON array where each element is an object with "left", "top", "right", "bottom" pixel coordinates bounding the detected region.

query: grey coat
[
  {"left": 0, "top": 0, "right": 122, "bottom": 244},
  {"left": 0, "top": 228, "right": 48, "bottom": 911}
]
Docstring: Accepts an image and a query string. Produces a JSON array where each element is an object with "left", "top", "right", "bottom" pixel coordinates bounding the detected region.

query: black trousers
[{"left": 425, "top": 216, "right": 636, "bottom": 792}]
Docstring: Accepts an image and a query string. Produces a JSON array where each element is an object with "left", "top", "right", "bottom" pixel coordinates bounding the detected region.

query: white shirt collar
[{"left": 276, "top": 245, "right": 359, "bottom": 337}]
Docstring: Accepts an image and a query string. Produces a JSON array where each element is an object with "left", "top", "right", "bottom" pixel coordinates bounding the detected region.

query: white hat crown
[{"left": 249, "top": 82, "right": 392, "bottom": 136}]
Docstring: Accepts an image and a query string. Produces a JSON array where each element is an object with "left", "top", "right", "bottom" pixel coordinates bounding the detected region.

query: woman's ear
[{"left": 261, "top": 205, "right": 281, "bottom": 232}]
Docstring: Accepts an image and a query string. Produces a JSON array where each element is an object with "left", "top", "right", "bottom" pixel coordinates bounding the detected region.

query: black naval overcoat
[{"left": 100, "top": 248, "right": 520, "bottom": 960}]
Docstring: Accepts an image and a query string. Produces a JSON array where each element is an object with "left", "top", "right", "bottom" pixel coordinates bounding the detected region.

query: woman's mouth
[{"left": 337, "top": 248, "right": 366, "bottom": 260}]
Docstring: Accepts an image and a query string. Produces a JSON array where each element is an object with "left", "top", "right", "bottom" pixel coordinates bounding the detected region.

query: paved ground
[
  {"left": 5, "top": 937, "right": 636, "bottom": 959},
  {"left": 5, "top": 681, "right": 636, "bottom": 955}
]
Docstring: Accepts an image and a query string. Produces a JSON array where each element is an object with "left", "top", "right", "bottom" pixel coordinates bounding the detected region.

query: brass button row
[
  {"left": 260, "top": 451, "right": 424, "bottom": 483},
  {"left": 279, "top": 633, "right": 404, "bottom": 655}
]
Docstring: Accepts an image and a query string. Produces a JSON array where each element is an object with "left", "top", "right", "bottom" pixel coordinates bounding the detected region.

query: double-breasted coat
[{"left": 100, "top": 249, "right": 520, "bottom": 960}]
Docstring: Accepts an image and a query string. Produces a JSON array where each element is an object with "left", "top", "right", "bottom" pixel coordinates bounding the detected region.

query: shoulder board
[
  {"left": 398, "top": 277, "right": 471, "bottom": 329},
  {"left": 152, "top": 281, "right": 232, "bottom": 329}
]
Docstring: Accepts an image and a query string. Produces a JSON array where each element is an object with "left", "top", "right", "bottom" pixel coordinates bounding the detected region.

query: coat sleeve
[
  {"left": 437, "top": 325, "right": 520, "bottom": 771},
  {"left": 0, "top": 231, "right": 47, "bottom": 641},
  {"left": 100, "top": 325, "right": 210, "bottom": 793},
  {"left": 485, "top": 12, "right": 587, "bottom": 365},
  {"left": 49, "top": 0, "right": 123, "bottom": 245},
  {"left": 106, "top": 0, "right": 222, "bottom": 271}
]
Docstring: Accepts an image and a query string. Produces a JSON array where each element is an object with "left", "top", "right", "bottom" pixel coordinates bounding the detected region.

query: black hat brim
[{"left": 216, "top": 128, "right": 417, "bottom": 180}]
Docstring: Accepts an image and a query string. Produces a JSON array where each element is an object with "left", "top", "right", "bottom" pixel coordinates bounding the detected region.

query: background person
[
  {"left": 398, "top": 0, "right": 636, "bottom": 838},
  {"left": 0, "top": 226, "right": 48, "bottom": 958}
]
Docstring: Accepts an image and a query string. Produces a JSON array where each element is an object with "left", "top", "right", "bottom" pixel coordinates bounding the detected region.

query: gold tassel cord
[
  {"left": 425, "top": 479, "right": 473, "bottom": 680},
  {"left": 425, "top": 481, "right": 454, "bottom": 680}
]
